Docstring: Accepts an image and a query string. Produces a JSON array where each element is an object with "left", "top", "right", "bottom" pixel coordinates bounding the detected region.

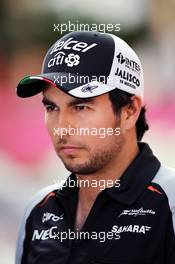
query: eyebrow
[
  {"left": 42, "top": 96, "right": 95, "bottom": 107},
  {"left": 67, "top": 97, "right": 95, "bottom": 107},
  {"left": 42, "top": 97, "right": 57, "bottom": 107}
]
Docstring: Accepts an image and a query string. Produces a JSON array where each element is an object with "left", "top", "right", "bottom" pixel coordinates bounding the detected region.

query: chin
[
  {"left": 64, "top": 161, "right": 100, "bottom": 175},
  {"left": 60, "top": 157, "right": 83, "bottom": 171}
]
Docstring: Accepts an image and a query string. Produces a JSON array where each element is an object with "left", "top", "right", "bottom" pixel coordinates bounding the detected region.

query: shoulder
[
  {"left": 24, "top": 182, "right": 61, "bottom": 218},
  {"left": 152, "top": 165, "right": 175, "bottom": 212},
  {"left": 15, "top": 182, "right": 61, "bottom": 264},
  {"left": 153, "top": 165, "right": 175, "bottom": 188}
]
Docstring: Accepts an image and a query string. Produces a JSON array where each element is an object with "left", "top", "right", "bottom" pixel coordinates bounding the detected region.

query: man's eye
[
  {"left": 45, "top": 105, "right": 58, "bottom": 112},
  {"left": 74, "top": 105, "right": 88, "bottom": 111}
]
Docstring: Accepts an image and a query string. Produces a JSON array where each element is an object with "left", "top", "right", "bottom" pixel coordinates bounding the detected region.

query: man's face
[{"left": 42, "top": 85, "right": 124, "bottom": 175}]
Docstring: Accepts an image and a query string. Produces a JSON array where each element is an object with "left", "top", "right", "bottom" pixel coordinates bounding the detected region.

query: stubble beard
[{"left": 57, "top": 134, "right": 124, "bottom": 175}]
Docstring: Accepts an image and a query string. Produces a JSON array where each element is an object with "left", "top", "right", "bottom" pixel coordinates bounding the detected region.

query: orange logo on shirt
[
  {"left": 38, "top": 192, "right": 56, "bottom": 207},
  {"left": 147, "top": 185, "right": 162, "bottom": 195}
]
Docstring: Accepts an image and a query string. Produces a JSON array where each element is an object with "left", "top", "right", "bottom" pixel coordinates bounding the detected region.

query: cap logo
[
  {"left": 116, "top": 52, "right": 126, "bottom": 64},
  {"left": 50, "top": 37, "right": 97, "bottom": 54},
  {"left": 64, "top": 53, "right": 80, "bottom": 67},
  {"left": 115, "top": 67, "right": 140, "bottom": 89},
  {"left": 47, "top": 37, "right": 97, "bottom": 69},
  {"left": 116, "top": 52, "right": 141, "bottom": 74},
  {"left": 81, "top": 84, "right": 98, "bottom": 93}
]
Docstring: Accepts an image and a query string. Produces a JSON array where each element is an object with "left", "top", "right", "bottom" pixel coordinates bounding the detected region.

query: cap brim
[
  {"left": 16, "top": 72, "right": 90, "bottom": 98},
  {"left": 16, "top": 72, "right": 130, "bottom": 99}
]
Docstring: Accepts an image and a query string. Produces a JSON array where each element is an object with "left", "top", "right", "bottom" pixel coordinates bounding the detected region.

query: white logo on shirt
[
  {"left": 32, "top": 226, "right": 58, "bottom": 241},
  {"left": 112, "top": 225, "right": 151, "bottom": 234},
  {"left": 42, "top": 212, "right": 64, "bottom": 223},
  {"left": 118, "top": 208, "right": 155, "bottom": 217}
]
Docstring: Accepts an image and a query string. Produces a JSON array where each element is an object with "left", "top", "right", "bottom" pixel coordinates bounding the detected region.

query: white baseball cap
[{"left": 16, "top": 31, "right": 144, "bottom": 100}]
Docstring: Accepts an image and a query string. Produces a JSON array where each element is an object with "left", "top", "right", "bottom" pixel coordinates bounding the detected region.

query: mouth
[{"left": 59, "top": 145, "right": 82, "bottom": 154}]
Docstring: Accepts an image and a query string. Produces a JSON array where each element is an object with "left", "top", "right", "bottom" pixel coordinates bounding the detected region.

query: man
[{"left": 15, "top": 31, "right": 175, "bottom": 264}]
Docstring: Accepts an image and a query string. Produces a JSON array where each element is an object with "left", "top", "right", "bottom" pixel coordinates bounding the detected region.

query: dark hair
[{"left": 109, "top": 89, "right": 149, "bottom": 141}]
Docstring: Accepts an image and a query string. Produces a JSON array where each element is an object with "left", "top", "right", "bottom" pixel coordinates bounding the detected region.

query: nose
[
  {"left": 57, "top": 109, "right": 70, "bottom": 129},
  {"left": 54, "top": 109, "right": 74, "bottom": 138}
]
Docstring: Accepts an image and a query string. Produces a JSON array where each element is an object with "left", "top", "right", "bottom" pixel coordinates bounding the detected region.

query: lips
[
  {"left": 59, "top": 145, "right": 82, "bottom": 154},
  {"left": 59, "top": 145, "right": 81, "bottom": 150}
]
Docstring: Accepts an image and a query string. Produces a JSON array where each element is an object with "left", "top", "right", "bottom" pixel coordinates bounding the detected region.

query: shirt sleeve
[
  {"left": 165, "top": 210, "right": 175, "bottom": 264},
  {"left": 15, "top": 184, "right": 60, "bottom": 264}
]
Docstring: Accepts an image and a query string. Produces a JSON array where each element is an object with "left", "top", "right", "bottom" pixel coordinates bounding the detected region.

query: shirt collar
[
  {"left": 105, "top": 142, "right": 161, "bottom": 205},
  {"left": 57, "top": 172, "right": 78, "bottom": 197}
]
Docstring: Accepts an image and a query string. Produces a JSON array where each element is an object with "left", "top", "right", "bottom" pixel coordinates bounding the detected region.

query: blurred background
[{"left": 0, "top": 0, "right": 175, "bottom": 263}]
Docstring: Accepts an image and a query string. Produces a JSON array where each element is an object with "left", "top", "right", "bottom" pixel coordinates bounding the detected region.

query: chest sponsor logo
[
  {"left": 42, "top": 212, "right": 64, "bottom": 223},
  {"left": 32, "top": 226, "right": 57, "bottom": 241},
  {"left": 48, "top": 37, "right": 97, "bottom": 68},
  {"left": 116, "top": 52, "right": 141, "bottom": 74},
  {"left": 112, "top": 225, "right": 151, "bottom": 234},
  {"left": 119, "top": 208, "right": 155, "bottom": 217}
]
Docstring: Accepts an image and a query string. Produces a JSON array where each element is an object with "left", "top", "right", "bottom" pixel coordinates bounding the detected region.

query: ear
[{"left": 120, "top": 96, "right": 142, "bottom": 131}]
